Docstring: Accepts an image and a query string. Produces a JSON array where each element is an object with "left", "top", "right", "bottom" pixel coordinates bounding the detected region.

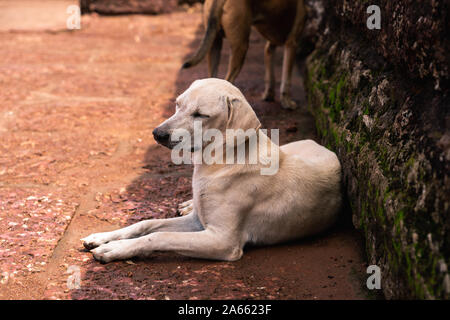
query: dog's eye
[{"left": 192, "top": 111, "right": 209, "bottom": 118}]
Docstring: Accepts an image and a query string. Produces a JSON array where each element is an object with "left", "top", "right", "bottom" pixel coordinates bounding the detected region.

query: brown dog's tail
[{"left": 181, "top": 0, "right": 225, "bottom": 69}]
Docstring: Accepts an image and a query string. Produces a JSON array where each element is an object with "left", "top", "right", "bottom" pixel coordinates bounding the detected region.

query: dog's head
[{"left": 153, "top": 78, "right": 261, "bottom": 151}]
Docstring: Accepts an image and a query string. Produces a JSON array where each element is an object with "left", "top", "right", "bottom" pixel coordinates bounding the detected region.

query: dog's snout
[{"left": 153, "top": 127, "right": 170, "bottom": 143}]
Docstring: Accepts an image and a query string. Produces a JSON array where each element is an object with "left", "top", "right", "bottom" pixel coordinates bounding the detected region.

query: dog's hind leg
[
  {"left": 280, "top": 0, "right": 306, "bottom": 109},
  {"left": 262, "top": 41, "right": 277, "bottom": 101},
  {"left": 91, "top": 230, "right": 244, "bottom": 263},
  {"left": 207, "top": 32, "right": 223, "bottom": 78},
  {"left": 223, "top": 32, "right": 249, "bottom": 83},
  {"left": 222, "top": 1, "right": 251, "bottom": 83},
  {"left": 82, "top": 213, "right": 203, "bottom": 250},
  {"left": 280, "top": 44, "right": 298, "bottom": 109}
]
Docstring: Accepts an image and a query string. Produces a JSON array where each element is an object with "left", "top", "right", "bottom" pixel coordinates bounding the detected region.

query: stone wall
[{"left": 304, "top": 0, "right": 449, "bottom": 299}]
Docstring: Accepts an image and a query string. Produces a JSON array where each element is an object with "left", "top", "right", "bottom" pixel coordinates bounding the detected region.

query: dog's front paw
[
  {"left": 280, "top": 95, "right": 298, "bottom": 110},
  {"left": 177, "top": 199, "right": 193, "bottom": 216},
  {"left": 81, "top": 232, "right": 115, "bottom": 250},
  {"left": 91, "top": 247, "right": 113, "bottom": 264},
  {"left": 91, "top": 239, "right": 140, "bottom": 264}
]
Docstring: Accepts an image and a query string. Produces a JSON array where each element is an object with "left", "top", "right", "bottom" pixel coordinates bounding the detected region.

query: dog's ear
[{"left": 225, "top": 96, "right": 261, "bottom": 131}]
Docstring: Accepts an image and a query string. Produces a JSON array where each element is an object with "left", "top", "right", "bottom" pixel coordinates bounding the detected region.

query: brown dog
[{"left": 182, "top": 0, "right": 306, "bottom": 109}]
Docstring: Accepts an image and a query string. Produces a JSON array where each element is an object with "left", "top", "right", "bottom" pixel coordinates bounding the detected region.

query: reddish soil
[{"left": 0, "top": 2, "right": 371, "bottom": 299}]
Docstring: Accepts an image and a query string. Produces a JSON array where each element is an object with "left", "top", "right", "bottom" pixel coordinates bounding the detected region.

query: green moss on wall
[{"left": 305, "top": 39, "right": 449, "bottom": 299}]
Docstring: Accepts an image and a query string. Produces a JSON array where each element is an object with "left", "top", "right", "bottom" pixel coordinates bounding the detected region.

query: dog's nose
[{"left": 153, "top": 127, "right": 170, "bottom": 143}]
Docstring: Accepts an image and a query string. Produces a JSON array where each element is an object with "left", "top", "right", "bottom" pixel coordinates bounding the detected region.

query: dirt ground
[{"left": 0, "top": 2, "right": 372, "bottom": 299}]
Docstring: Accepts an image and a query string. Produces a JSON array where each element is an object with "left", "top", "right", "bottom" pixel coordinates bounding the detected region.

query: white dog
[{"left": 82, "top": 78, "right": 342, "bottom": 263}]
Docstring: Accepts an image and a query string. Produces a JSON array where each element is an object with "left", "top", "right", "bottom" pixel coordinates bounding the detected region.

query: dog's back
[
  {"left": 242, "top": 139, "right": 341, "bottom": 245},
  {"left": 281, "top": 139, "right": 338, "bottom": 167}
]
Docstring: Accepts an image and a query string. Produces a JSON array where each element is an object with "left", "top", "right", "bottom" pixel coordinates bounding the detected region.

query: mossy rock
[{"left": 303, "top": 0, "right": 449, "bottom": 299}]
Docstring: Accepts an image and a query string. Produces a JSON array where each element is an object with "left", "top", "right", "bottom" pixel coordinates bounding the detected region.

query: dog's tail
[{"left": 181, "top": 0, "right": 225, "bottom": 69}]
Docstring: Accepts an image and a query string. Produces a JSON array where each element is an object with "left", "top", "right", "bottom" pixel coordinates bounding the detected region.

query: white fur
[{"left": 82, "top": 79, "right": 342, "bottom": 263}]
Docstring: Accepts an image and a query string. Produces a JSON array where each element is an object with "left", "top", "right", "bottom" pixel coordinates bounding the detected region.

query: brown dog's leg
[
  {"left": 222, "top": 1, "right": 251, "bottom": 83},
  {"left": 280, "top": 0, "right": 306, "bottom": 109},
  {"left": 280, "top": 44, "right": 297, "bottom": 109},
  {"left": 207, "top": 33, "right": 223, "bottom": 78},
  {"left": 262, "top": 41, "right": 277, "bottom": 101},
  {"left": 224, "top": 33, "right": 249, "bottom": 83}
]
